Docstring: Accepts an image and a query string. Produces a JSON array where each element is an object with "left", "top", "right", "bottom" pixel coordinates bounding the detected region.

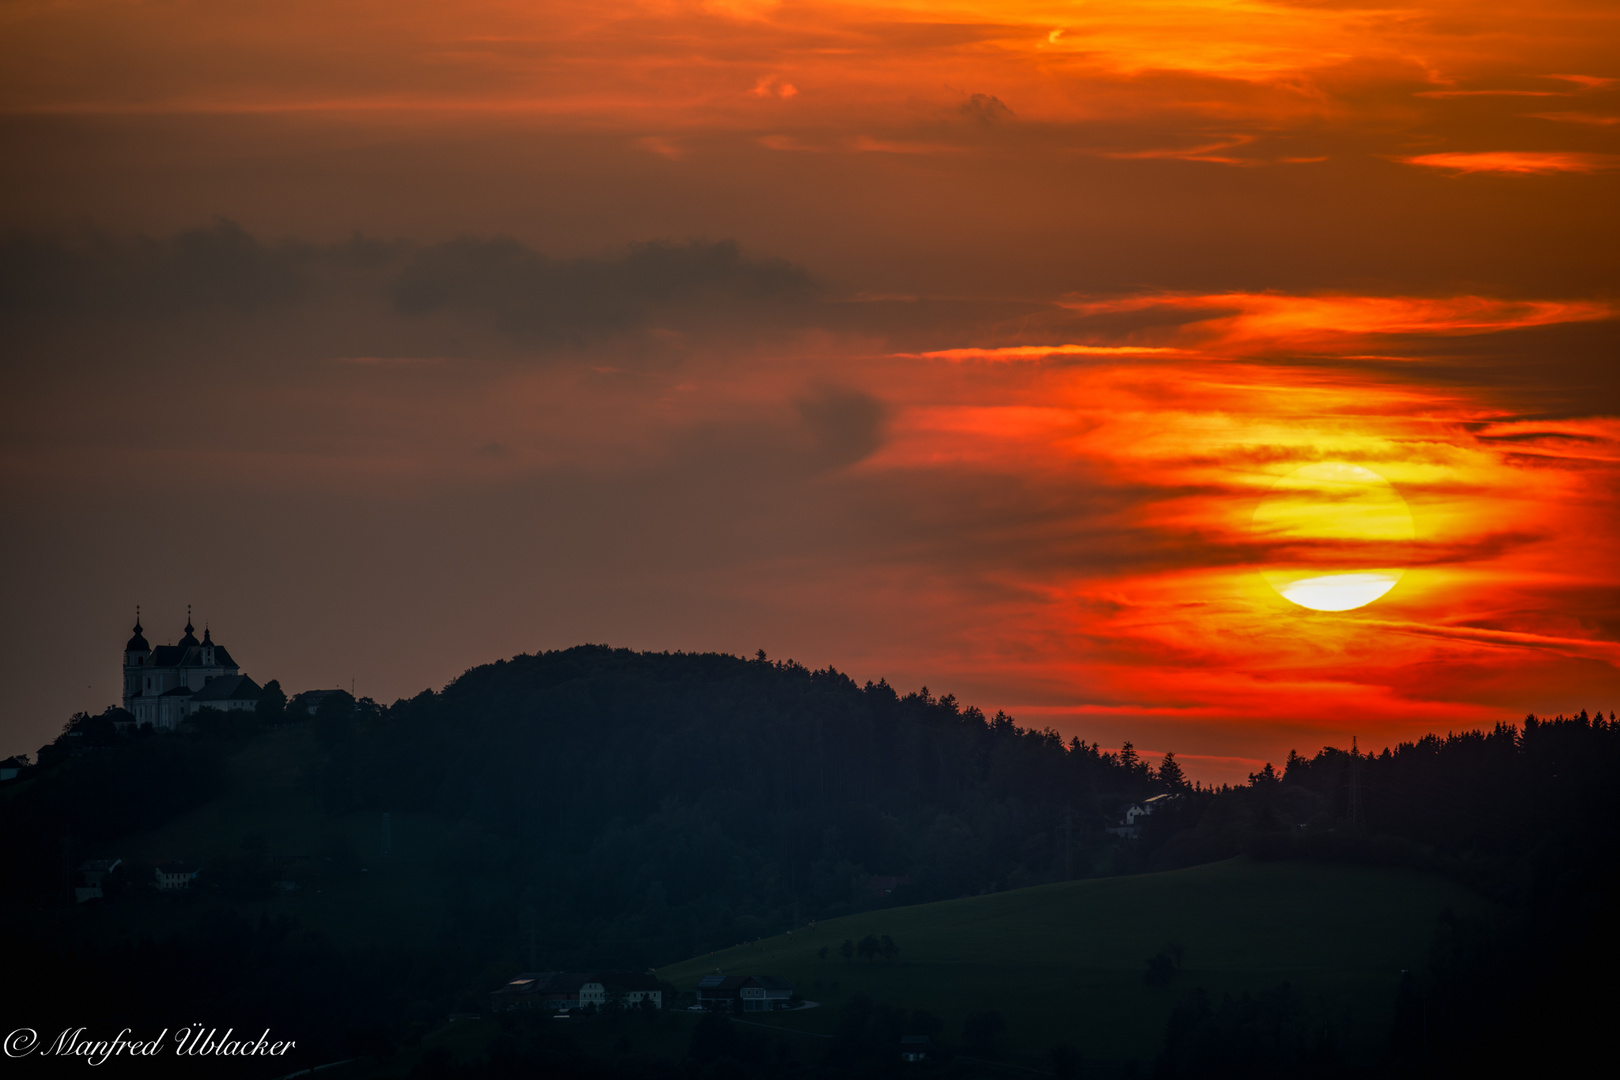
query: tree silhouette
[{"left": 1158, "top": 752, "right": 1188, "bottom": 791}]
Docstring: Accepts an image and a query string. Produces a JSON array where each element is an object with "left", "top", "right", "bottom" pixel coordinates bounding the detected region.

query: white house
[
  {"left": 75, "top": 858, "right": 121, "bottom": 902},
  {"left": 697, "top": 974, "right": 795, "bottom": 1012},
  {"left": 490, "top": 972, "right": 662, "bottom": 1013},
  {"left": 900, "top": 1035, "right": 932, "bottom": 1062},
  {"left": 155, "top": 862, "right": 200, "bottom": 890},
  {"left": 1107, "top": 793, "right": 1181, "bottom": 838}
]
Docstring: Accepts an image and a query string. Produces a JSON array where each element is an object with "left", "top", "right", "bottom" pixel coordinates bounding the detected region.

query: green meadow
[{"left": 658, "top": 858, "right": 1492, "bottom": 1067}]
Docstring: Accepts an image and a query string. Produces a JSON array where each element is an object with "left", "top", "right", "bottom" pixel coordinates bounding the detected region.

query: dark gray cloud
[
  {"left": 0, "top": 219, "right": 319, "bottom": 316},
  {"left": 0, "top": 224, "right": 824, "bottom": 358},
  {"left": 959, "top": 93, "right": 1014, "bottom": 125},
  {"left": 796, "top": 386, "right": 889, "bottom": 471},
  {"left": 388, "top": 237, "right": 816, "bottom": 344}
]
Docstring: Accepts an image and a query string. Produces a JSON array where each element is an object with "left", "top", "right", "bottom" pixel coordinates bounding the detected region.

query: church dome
[
  {"left": 125, "top": 612, "right": 149, "bottom": 652},
  {"left": 179, "top": 610, "right": 199, "bottom": 648}
]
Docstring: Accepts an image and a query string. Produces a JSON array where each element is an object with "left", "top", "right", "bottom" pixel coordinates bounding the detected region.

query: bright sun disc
[{"left": 1252, "top": 463, "right": 1414, "bottom": 612}]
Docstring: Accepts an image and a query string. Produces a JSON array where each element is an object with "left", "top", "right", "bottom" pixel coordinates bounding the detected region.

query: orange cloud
[
  {"left": 5, "top": 0, "right": 1615, "bottom": 149},
  {"left": 904, "top": 345, "right": 1187, "bottom": 362},
  {"left": 1400, "top": 151, "right": 1620, "bottom": 174},
  {"left": 1548, "top": 74, "right": 1616, "bottom": 89},
  {"left": 1529, "top": 112, "right": 1620, "bottom": 125},
  {"left": 1061, "top": 293, "right": 1616, "bottom": 352}
]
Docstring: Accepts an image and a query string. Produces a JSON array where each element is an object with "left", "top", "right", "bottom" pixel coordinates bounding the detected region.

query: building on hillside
[
  {"left": 490, "top": 972, "right": 579, "bottom": 1012},
  {"left": 696, "top": 974, "right": 796, "bottom": 1012},
  {"left": 154, "top": 862, "right": 200, "bottom": 890},
  {"left": 122, "top": 608, "right": 260, "bottom": 729},
  {"left": 490, "top": 972, "right": 663, "bottom": 1013},
  {"left": 899, "top": 1035, "right": 932, "bottom": 1062},
  {"left": 741, "top": 975, "right": 795, "bottom": 1011},
  {"left": 291, "top": 689, "right": 349, "bottom": 718},
  {"left": 1106, "top": 792, "right": 1181, "bottom": 839},
  {"left": 75, "top": 858, "right": 121, "bottom": 902},
  {"left": 696, "top": 974, "right": 744, "bottom": 1008},
  {"left": 188, "top": 673, "right": 264, "bottom": 715},
  {"left": 0, "top": 756, "right": 26, "bottom": 781},
  {"left": 79, "top": 858, "right": 121, "bottom": 887},
  {"left": 598, "top": 972, "right": 663, "bottom": 1008}
]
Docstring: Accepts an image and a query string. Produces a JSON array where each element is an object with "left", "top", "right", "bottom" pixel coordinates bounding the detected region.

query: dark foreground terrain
[{"left": 4, "top": 646, "right": 1616, "bottom": 1076}]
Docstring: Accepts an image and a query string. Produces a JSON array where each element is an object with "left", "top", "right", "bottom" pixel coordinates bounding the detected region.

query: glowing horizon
[{"left": 2, "top": 0, "right": 1617, "bottom": 785}]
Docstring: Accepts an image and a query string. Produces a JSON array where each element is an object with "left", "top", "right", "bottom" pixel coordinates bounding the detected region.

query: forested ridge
[
  {"left": 310, "top": 646, "right": 1175, "bottom": 964},
  {"left": 3, "top": 645, "right": 1617, "bottom": 1076}
]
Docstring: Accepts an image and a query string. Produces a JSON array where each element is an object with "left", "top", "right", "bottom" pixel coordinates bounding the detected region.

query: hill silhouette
[{"left": 3, "top": 645, "right": 1617, "bottom": 1076}]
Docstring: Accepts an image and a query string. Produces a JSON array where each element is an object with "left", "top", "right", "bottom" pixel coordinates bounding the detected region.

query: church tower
[
  {"left": 121, "top": 606, "right": 249, "bottom": 728},
  {"left": 122, "top": 607, "right": 151, "bottom": 711}
]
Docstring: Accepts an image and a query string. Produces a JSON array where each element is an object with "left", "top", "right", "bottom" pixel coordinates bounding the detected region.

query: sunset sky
[{"left": 3, "top": 0, "right": 1618, "bottom": 782}]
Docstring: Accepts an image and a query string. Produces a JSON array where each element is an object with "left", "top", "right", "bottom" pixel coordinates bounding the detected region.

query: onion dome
[
  {"left": 179, "top": 606, "right": 199, "bottom": 648},
  {"left": 125, "top": 608, "right": 150, "bottom": 652}
]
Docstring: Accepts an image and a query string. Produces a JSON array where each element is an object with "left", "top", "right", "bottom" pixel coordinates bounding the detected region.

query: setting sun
[{"left": 1254, "top": 463, "right": 1415, "bottom": 612}]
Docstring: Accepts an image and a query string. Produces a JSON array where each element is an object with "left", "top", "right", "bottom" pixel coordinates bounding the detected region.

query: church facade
[{"left": 123, "top": 608, "right": 261, "bottom": 729}]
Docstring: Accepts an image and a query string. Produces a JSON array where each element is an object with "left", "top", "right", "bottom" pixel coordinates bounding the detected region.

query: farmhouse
[
  {"left": 154, "top": 862, "right": 200, "bottom": 890},
  {"left": 899, "top": 1035, "right": 932, "bottom": 1062},
  {"left": 696, "top": 974, "right": 796, "bottom": 1012},
  {"left": 490, "top": 971, "right": 663, "bottom": 1013},
  {"left": 1106, "top": 793, "right": 1181, "bottom": 838},
  {"left": 75, "top": 858, "right": 121, "bottom": 902},
  {"left": 292, "top": 689, "right": 347, "bottom": 717}
]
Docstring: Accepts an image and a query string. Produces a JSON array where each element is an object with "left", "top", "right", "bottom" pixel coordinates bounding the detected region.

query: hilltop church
[{"left": 123, "top": 608, "right": 262, "bottom": 729}]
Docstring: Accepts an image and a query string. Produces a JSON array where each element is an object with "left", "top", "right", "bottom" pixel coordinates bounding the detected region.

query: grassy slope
[{"left": 658, "top": 858, "right": 1492, "bottom": 1066}]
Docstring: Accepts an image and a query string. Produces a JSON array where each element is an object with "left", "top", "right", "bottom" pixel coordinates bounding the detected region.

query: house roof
[
  {"left": 491, "top": 972, "right": 600, "bottom": 997},
  {"left": 492, "top": 975, "right": 545, "bottom": 997},
  {"left": 191, "top": 673, "right": 262, "bottom": 702},
  {"left": 697, "top": 974, "right": 792, "bottom": 992}
]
